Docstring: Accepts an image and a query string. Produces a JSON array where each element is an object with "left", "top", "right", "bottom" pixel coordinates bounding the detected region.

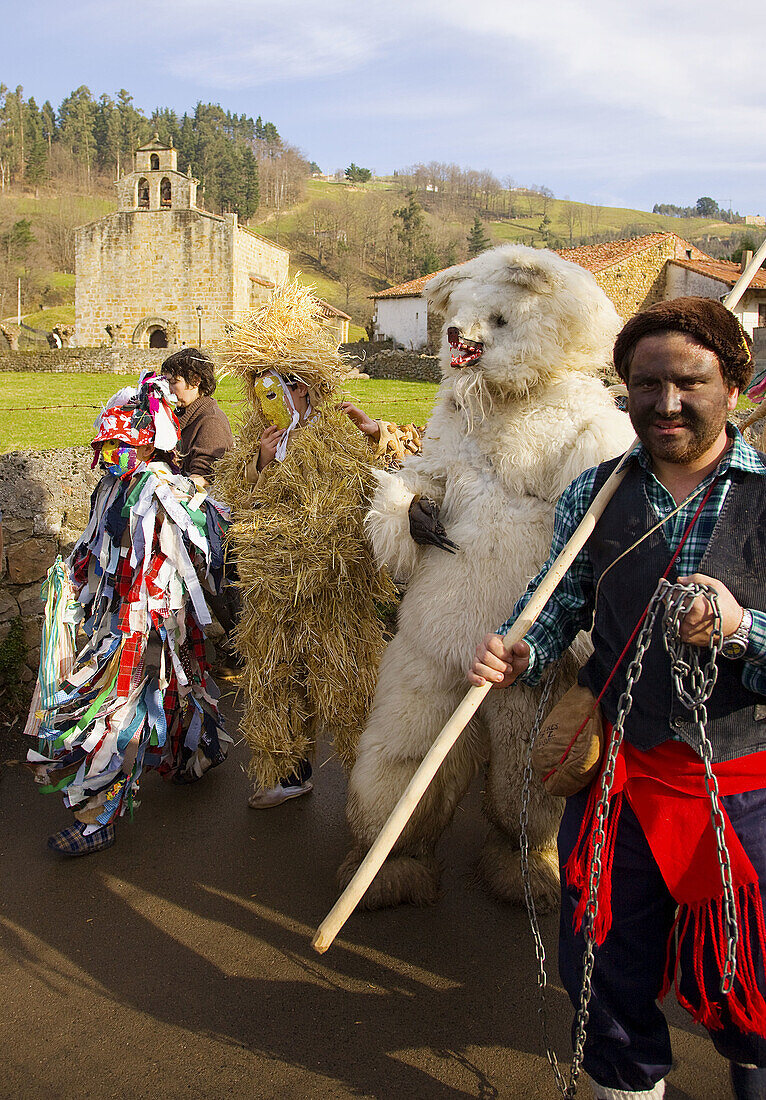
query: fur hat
[{"left": 613, "top": 297, "right": 753, "bottom": 391}]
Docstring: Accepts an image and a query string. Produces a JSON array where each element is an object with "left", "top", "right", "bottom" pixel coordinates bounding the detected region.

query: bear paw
[
  {"left": 337, "top": 849, "right": 441, "bottom": 910},
  {"left": 477, "top": 832, "right": 560, "bottom": 914}
]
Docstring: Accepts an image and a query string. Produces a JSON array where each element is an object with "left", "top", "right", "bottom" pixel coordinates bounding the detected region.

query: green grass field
[{"left": 0, "top": 374, "right": 439, "bottom": 452}]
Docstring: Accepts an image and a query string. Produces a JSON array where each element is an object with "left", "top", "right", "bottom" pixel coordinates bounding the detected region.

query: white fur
[{"left": 342, "top": 245, "right": 635, "bottom": 911}]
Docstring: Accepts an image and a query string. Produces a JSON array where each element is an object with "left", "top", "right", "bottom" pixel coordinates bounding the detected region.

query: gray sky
[{"left": 6, "top": 0, "right": 765, "bottom": 214}]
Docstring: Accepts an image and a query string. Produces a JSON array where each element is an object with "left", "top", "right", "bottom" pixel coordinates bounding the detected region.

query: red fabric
[
  {"left": 566, "top": 734, "right": 766, "bottom": 1035},
  {"left": 92, "top": 407, "right": 156, "bottom": 448},
  {"left": 116, "top": 633, "right": 144, "bottom": 698}
]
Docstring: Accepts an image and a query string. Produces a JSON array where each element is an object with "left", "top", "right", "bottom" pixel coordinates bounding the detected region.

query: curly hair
[{"left": 161, "top": 348, "right": 217, "bottom": 396}]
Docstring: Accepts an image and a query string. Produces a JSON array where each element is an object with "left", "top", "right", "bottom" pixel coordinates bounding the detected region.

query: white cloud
[{"left": 428, "top": 0, "right": 766, "bottom": 134}]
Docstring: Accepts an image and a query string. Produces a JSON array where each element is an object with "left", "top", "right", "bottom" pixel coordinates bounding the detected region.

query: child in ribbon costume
[{"left": 25, "top": 371, "right": 231, "bottom": 857}]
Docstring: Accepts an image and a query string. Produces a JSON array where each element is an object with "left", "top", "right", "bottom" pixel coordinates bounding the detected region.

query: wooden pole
[
  {"left": 313, "top": 442, "right": 636, "bottom": 954},
  {"left": 722, "top": 237, "right": 766, "bottom": 313},
  {"left": 740, "top": 401, "right": 766, "bottom": 431}
]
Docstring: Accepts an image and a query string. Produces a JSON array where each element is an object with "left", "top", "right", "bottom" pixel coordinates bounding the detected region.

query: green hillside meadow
[{"left": 0, "top": 374, "right": 438, "bottom": 453}]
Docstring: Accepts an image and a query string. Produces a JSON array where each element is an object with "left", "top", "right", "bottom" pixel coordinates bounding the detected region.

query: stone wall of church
[
  {"left": 75, "top": 209, "right": 237, "bottom": 347},
  {"left": 231, "top": 226, "right": 290, "bottom": 318}
]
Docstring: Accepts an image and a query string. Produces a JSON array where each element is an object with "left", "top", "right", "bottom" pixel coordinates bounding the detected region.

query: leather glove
[{"left": 408, "top": 495, "right": 459, "bottom": 554}]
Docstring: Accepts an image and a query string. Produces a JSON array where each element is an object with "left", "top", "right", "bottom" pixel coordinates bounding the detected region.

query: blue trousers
[{"left": 558, "top": 784, "right": 766, "bottom": 1092}]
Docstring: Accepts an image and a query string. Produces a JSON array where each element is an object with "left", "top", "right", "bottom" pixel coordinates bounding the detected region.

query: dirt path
[{"left": 0, "top": 692, "right": 729, "bottom": 1099}]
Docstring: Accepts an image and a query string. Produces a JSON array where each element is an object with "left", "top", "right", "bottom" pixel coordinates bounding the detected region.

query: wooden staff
[
  {"left": 740, "top": 401, "right": 766, "bottom": 431},
  {"left": 313, "top": 441, "right": 636, "bottom": 953}
]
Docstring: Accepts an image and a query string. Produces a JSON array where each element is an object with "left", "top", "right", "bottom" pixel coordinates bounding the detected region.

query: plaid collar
[{"left": 629, "top": 423, "right": 766, "bottom": 480}]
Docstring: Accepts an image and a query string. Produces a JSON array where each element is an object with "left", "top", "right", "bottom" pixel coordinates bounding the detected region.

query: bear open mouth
[{"left": 447, "top": 327, "right": 484, "bottom": 368}]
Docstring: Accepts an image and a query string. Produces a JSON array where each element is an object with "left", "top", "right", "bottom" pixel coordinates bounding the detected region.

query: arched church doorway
[{"left": 148, "top": 326, "right": 168, "bottom": 348}]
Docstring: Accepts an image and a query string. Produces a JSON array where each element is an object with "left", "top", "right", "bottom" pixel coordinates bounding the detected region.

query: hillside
[{"left": 1, "top": 177, "right": 759, "bottom": 342}]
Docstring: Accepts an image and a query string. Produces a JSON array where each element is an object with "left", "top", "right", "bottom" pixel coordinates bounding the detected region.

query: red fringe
[
  {"left": 661, "top": 884, "right": 766, "bottom": 1035},
  {"left": 565, "top": 781, "right": 624, "bottom": 947},
  {"left": 568, "top": 786, "right": 766, "bottom": 1036}
]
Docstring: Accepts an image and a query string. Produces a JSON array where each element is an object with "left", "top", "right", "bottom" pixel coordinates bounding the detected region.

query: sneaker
[
  {"left": 47, "top": 821, "right": 116, "bottom": 856},
  {"left": 248, "top": 780, "right": 313, "bottom": 809},
  {"left": 215, "top": 660, "right": 245, "bottom": 682}
]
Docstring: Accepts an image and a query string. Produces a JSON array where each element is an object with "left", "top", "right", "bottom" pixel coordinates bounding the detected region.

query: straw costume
[
  {"left": 25, "top": 372, "right": 231, "bottom": 856},
  {"left": 216, "top": 281, "right": 396, "bottom": 792}
]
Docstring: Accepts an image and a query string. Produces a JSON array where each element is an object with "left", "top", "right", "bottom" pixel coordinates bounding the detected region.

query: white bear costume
[{"left": 339, "top": 245, "right": 635, "bottom": 911}]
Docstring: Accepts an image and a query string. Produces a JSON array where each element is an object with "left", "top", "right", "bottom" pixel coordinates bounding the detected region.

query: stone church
[{"left": 74, "top": 135, "right": 289, "bottom": 348}]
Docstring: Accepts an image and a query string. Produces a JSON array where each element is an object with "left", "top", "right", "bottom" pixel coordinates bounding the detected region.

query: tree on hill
[
  {"left": 730, "top": 233, "right": 766, "bottom": 265},
  {"left": 345, "top": 163, "right": 372, "bottom": 184},
  {"left": 466, "top": 215, "right": 490, "bottom": 256},
  {"left": 696, "top": 196, "right": 719, "bottom": 218},
  {"left": 393, "top": 192, "right": 436, "bottom": 279}
]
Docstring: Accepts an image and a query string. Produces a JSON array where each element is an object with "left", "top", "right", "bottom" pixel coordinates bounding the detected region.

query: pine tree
[
  {"left": 24, "top": 98, "right": 47, "bottom": 190},
  {"left": 466, "top": 215, "right": 490, "bottom": 256}
]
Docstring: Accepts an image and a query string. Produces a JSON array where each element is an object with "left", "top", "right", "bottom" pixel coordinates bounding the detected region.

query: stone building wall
[
  {"left": 593, "top": 238, "right": 678, "bottom": 319},
  {"left": 232, "top": 226, "right": 290, "bottom": 317},
  {"left": 0, "top": 448, "right": 99, "bottom": 683},
  {"left": 592, "top": 237, "right": 709, "bottom": 319},
  {"left": 75, "top": 209, "right": 237, "bottom": 347}
]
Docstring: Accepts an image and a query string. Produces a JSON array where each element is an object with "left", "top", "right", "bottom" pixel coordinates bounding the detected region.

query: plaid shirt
[{"left": 499, "top": 427, "right": 766, "bottom": 696}]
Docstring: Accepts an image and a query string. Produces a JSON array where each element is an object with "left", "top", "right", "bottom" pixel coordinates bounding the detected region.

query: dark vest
[{"left": 578, "top": 456, "right": 766, "bottom": 762}]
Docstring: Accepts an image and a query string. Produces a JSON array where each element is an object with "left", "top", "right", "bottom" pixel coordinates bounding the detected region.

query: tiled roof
[
  {"left": 668, "top": 256, "right": 766, "bottom": 291},
  {"left": 137, "top": 132, "right": 173, "bottom": 152},
  {"left": 319, "top": 300, "right": 351, "bottom": 320},
  {"left": 372, "top": 233, "right": 706, "bottom": 299},
  {"left": 557, "top": 233, "right": 704, "bottom": 272},
  {"left": 374, "top": 273, "right": 441, "bottom": 299}
]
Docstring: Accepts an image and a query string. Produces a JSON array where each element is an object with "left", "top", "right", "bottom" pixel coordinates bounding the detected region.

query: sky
[{"left": 5, "top": 0, "right": 766, "bottom": 214}]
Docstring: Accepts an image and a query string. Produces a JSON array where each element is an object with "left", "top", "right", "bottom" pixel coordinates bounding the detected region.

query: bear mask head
[{"left": 426, "top": 245, "right": 622, "bottom": 406}]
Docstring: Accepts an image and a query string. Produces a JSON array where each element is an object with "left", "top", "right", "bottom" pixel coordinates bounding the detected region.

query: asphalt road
[{"left": 0, "top": 689, "right": 732, "bottom": 1099}]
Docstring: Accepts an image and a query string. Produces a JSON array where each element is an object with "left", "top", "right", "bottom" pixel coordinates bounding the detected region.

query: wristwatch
[{"left": 721, "top": 608, "right": 752, "bottom": 659}]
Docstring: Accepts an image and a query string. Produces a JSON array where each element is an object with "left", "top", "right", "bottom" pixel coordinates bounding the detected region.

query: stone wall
[
  {"left": 0, "top": 448, "right": 99, "bottom": 682},
  {"left": 232, "top": 225, "right": 290, "bottom": 316},
  {"left": 75, "top": 208, "right": 236, "bottom": 347},
  {"left": 593, "top": 237, "right": 709, "bottom": 320},
  {"left": 0, "top": 347, "right": 174, "bottom": 373},
  {"left": 594, "top": 238, "right": 677, "bottom": 319},
  {"left": 75, "top": 208, "right": 290, "bottom": 350},
  {"left": 344, "top": 348, "right": 442, "bottom": 383}
]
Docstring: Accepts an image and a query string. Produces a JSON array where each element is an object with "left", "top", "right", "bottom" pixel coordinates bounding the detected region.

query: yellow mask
[{"left": 253, "top": 372, "right": 294, "bottom": 430}]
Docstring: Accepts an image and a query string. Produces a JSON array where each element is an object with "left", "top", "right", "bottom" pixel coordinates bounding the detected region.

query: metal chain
[
  {"left": 520, "top": 577, "right": 738, "bottom": 1098},
  {"left": 519, "top": 669, "right": 570, "bottom": 1094},
  {"left": 660, "top": 579, "right": 738, "bottom": 991}
]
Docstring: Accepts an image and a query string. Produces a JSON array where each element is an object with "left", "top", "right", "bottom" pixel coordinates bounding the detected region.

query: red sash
[{"left": 566, "top": 734, "right": 766, "bottom": 1035}]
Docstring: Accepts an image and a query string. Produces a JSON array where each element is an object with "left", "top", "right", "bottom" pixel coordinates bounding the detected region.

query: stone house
[
  {"left": 371, "top": 273, "right": 441, "bottom": 351},
  {"left": 664, "top": 253, "right": 766, "bottom": 336},
  {"left": 75, "top": 135, "right": 290, "bottom": 349},
  {"left": 318, "top": 300, "right": 351, "bottom": 344},
  {"left": 371, "top": 233, "right": 721, "bottom": 350}
]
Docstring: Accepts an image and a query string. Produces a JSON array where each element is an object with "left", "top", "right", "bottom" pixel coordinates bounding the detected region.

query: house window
[
  {"left": 160, "top": 177, "right": 171, "bottom": 208},
  {"left": 137, "top": 178, "right": 150, "bottom": 208},
  {"left": 150, "top": 153, "right": 160, "bottom": 171},
  {"left": 758, "top": 303, "right": 766, "bottom": 328}
]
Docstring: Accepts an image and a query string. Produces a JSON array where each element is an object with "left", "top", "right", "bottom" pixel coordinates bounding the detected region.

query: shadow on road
[{"left": 0, "top": 693, "right": 728, "bottom": 1098}]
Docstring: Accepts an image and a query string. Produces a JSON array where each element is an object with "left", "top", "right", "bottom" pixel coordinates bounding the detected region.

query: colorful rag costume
[{"left": 24, "top": 373, "right": 231, "bottom": 828}]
